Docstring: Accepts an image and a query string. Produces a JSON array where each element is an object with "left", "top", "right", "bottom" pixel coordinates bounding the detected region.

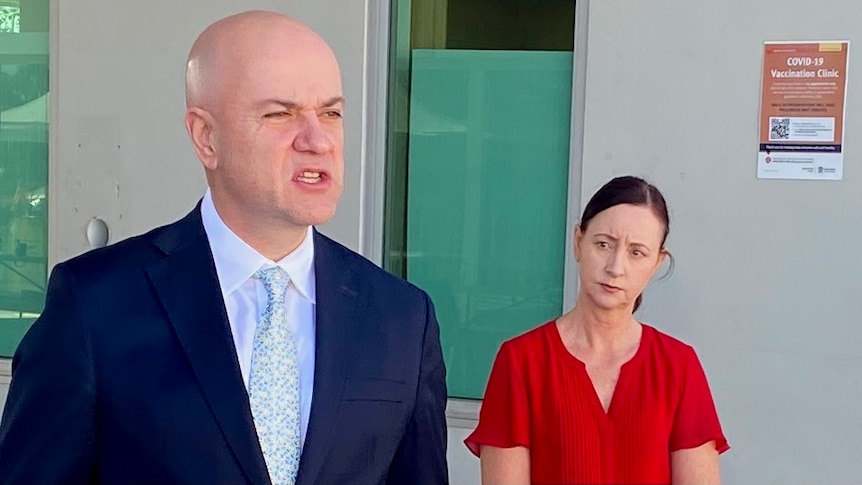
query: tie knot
[{"left": 255, "top": 266, "right": 290, "bottom": 301}]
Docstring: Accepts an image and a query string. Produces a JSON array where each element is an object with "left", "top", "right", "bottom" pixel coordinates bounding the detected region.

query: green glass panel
[
  {"left": 406, "top": 50, "right": 571, "bottom": 398},
  {"left": 0, "top": 0, "right": 49, "bottom": 357}
]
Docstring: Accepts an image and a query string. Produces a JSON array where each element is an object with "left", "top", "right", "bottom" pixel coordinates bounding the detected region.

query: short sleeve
[
  {"left": 669, "top": 348, "right": 730, "bottom": 454},
  {"left": 464, "top": 341, "right": 530, "bottom": 456}
]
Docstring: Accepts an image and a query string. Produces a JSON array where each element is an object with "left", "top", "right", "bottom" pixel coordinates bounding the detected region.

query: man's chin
[{"left": 297, "top": 209, "right": 338, "bottom": 228}]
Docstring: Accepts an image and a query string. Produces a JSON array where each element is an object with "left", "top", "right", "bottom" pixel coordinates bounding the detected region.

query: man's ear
[{"left": 185, "top": 107, "right": 218, "bottom": 170}]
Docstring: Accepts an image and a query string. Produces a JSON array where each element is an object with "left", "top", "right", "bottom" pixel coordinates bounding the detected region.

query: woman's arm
[
  {"left": 480, "top": 445, "right": 530, "bottom": 485},
  {"left": 671, "top": 441, "right": 720, "bottom": 485}
]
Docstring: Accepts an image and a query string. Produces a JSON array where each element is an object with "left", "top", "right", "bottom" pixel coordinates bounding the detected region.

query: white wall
[
  {"left": 448, "top": 425, "right": 481, "bottom": 484},
  {"left": 581, "top": 1, "right": 862, "bottom": 482}
]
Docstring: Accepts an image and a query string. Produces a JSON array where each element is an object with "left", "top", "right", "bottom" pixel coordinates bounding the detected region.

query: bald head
[
  {"left": 182, "top": 10, "right": 345, "bottom": 258},
  {"left": 185, "top": 10, "right": 339, "bottom": 110}
]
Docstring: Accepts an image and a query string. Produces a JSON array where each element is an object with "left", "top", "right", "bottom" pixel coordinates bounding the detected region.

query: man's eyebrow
[
  {"left": 320, "top": 96, "right": 345, "bottom": 108},
  {"left": 259, "top": 96, "right": 345, "bottom": 110}
]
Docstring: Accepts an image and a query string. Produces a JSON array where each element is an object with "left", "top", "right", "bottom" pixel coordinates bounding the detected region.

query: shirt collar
[{"left": 200, "top": 189, "right": 316, "bottom": 303}]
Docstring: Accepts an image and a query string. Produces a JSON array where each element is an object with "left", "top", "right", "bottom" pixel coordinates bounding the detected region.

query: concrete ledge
[
  {"left": 0, "top": 358, "right": 10, "bottom": 380},
  {"left": 0, "top": 358, "right": 483, "bottom": 432},
  {"left": 446, "top": 398, "right": 479, "bottom": 430},
  {"left": 1, "top": 358, "right": 10, "bottom": 411}
]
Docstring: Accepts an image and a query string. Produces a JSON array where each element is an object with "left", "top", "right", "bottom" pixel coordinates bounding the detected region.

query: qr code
[{"left": 770, "top": 118, "right": 790, "bottom": 140}]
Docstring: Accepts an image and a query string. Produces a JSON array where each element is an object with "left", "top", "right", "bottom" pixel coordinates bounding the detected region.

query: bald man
[{"left": 0, "top": 10, "right": 448, "bottom": 485}]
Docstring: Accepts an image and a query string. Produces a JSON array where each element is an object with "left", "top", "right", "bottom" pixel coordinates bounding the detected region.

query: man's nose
[{"left": 293, "top": 114, "right": 335, "bottom": 153}]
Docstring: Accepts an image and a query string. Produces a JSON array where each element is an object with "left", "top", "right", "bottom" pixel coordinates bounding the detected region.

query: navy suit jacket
[{"left": 0, "top": 205, "right": 448, "bottom": 485}]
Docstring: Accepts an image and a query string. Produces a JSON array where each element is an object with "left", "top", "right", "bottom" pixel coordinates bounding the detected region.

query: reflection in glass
[
  {"left": 0, "top": 5, "right": 20, "bottom": 33},
  {"left": 384, "top": 0, "right": 575, "bottom": 398},
  {"left": 0, "top": 0, "right": 49, "bottom": 357},
  {"left": 406, "top": 51, "right": 572, "bottom": 398}
]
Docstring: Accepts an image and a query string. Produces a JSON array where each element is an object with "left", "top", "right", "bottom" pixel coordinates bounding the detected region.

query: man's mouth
[{"left": 297, "top": 171, "right": 324, "bottom": 184}]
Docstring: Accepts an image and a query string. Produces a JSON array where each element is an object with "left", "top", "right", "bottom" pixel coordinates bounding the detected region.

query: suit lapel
[
  {"left": 145, "top": 207, "right": 270, "bottom": 485},
  {"left": 295, "top": 231, "right": 361, "bottom": 485}
]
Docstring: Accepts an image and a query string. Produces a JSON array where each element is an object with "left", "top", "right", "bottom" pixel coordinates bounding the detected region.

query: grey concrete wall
[
  {"left": 581, "top": 1, "right": 862, "bottom": 482},
  {"left": 448, "top": 426, "right": 481, "bottom": 484}
]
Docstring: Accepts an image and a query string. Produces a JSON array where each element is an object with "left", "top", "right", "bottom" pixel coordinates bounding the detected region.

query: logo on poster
[{"left": 765, "top": 156, "right": 772, "bottom": 164}]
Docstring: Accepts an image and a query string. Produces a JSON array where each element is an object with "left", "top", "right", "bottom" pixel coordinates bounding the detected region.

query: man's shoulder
[
  {"left": 57, "top": 208, "right": 199, "bottom": 277},
  {"left": 314, "top": 230, "right": 428, "bottom": 302}
]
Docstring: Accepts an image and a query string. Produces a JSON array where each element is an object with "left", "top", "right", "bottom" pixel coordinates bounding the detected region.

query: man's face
[{"left": 208, "top": 34, "right": 345, "bottom": 232}]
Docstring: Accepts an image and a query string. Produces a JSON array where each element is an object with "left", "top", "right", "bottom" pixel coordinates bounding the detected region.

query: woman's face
[{"left": 574, "top": 203, "right": 667, "bottom": 312}]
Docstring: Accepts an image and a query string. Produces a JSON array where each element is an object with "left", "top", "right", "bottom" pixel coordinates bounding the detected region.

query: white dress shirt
[{"left": 200, "top": 189, "right": 316, "bottom": 446}]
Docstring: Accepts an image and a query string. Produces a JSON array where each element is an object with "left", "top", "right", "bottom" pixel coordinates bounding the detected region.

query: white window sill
[
  {"left": 0, "top": 358, "right": 10, "bottom": 386},
  {"left": 446, "top": 397, "right": 480, "bottom": 429}
]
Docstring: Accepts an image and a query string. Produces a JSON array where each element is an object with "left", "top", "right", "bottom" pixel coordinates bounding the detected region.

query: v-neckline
[{"left": 550, "top": 321, "right": 650, "bottom": 419}]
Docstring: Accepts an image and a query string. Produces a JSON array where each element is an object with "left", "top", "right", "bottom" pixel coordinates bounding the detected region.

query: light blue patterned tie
[{"left": 249, "top": 267, "right": 301, "bottom": 485}]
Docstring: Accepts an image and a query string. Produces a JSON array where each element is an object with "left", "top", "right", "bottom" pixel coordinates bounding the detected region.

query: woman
[{"left": 465, "top": 176, "right": 729, "bottom": 484}]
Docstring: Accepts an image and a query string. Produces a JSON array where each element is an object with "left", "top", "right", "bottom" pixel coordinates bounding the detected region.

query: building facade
[{"left": 2, "top": 0, "right": 862, "bottom": 482}]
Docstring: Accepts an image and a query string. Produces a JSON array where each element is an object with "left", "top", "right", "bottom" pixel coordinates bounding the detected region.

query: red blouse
[{"left": 465, "top": 321, "right": 729, "bottom": 484}]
